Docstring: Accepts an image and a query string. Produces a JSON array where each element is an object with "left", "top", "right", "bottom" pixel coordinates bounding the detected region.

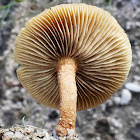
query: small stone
[
  {"left": 96, "top": 136, "right": 101, "bottom": 140},
  {"left": 3, "top": 112, "right": 15, "bottom": 126},
  {"left": 4, "top": 131, "right": 14, "bottom": 138},
  {"left": 126, "top": 21, "right": 131, "bottom": 30},
  {"left": 131, "top": 62, "right": 135, "bottom": 67},
  {"left": 12, "top": 95, "right": 24, "bottom": 102},
  {"left": 115, "top": 134, "right": 125, "bottom": 140},
  {"left": 106, "top": 99, "right": 113, "bottom": 107},
  {"left": 125, "top": 83, "right": 140, "bottom": 93},
  {"left": 113, "top": 97, "right": 121, "bottom": 105},
  {"left": 31, "top": 4, "right": 38, "bottom": 10},
  {"left": 67, "top": 129, "right": 75, "bottom": 136},
  {"left": 20, "top": 88, "right": 26, "bottom": 93},
  {"left": 14, "top": 131, "right": 24, "bottom": 139},
  {"left": 11, "top": 86, "right": 19, "bottom": 92},
  {"left": 109, "top": 118, "right": 122, "bottom": 128},
  {"left": 49, "top": 110, "right": 59, "bottom": 120},
  {"left": 132, "top": 111, "right": 140, "bottom": 116},
  {"left": 116, "top": 1, "right": 123, "bottom": 8},
  {"left": 120, "top": 89, "right": 132, "bottom": 105},
  {"left": 134, "top": 75, "right": 140, "bottom": 81},
  {"left": 52, "top": 130, "right": 59, "bottom": 139},
  {"left": 11, "top": 102, "right": 23, "bottom": 110},
  {"left": 130, "top": 123, "right": 140, "bottom": 139},
  {"left": 93, "top": 114, "right": 97, "bottom": 119},
  {"left": 95, "top": 119, "right": 110, "bottom": 133},
  {"left": 5, "top": 90, "right": 12, "bottom": 97},
  {"left": 130, "top": 39, "right": 135, "bottom": 46},
  {"left": 101, "top": 104, "right": 106, "bottom": 111}
]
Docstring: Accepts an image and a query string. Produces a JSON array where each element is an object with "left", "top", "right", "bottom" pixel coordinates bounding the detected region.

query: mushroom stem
[{"left": 56, "top": 58, "right": 77, "bottom": 137}]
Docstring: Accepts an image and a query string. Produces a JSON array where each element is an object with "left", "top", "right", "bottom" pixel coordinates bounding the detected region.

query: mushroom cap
[{"left": 14, "top": 4, "right": 132, "bottom": 111}]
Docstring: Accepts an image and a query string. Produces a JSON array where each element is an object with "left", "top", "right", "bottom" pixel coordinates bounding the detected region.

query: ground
[{"left": 0, "top": 0, "right": 140, "bottom": 140}]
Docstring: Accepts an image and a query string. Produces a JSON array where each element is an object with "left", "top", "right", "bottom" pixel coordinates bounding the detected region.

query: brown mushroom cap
[{"left": 14, "top": 4, "right": 132, "bottom": 111}]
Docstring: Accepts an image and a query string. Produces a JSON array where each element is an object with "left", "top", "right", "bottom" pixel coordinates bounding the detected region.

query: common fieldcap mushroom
[{"left": 14, "top": 4, "right": 132, "bottom": 137}]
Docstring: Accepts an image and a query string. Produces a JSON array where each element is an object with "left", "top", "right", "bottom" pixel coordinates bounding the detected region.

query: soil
[{"left": 0, "top": 0, "right": 140, "bottom": 140}]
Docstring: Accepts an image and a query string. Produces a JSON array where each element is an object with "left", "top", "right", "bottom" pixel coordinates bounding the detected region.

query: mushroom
[{"left": 14, "top": 4, "right": 132, "bottom": 137}]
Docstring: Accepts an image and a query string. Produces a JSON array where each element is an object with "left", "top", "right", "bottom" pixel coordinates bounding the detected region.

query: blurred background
[{"left": 0, "top": 0, "right": 140, "bottom": 140}]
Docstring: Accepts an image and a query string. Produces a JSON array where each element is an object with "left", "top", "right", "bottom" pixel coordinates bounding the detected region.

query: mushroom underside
[{"left": 14, "top": 3, "right": 132, "bottom": 136}]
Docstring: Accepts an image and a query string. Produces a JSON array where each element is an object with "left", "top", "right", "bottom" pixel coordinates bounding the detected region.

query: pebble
[
  {"left": 11, "top": 103, "right": 23, "bottom": 110},
  {"left": 120, "top": 89, "right": 132, "bottom": 105},
  {"left": 20, "top": 88, "right": 26, "bottom": 93},
  {"left": 130, "top": 123, "right": 140, "bottom": 139},
  {"left": 95, "top": 119, "right": 110, "bottom": 133},
  {"left": 134, "top": 75, "right": 140, "bottom": 81},
  {"left": 14, "top": 132, "right": 24, "bottom": 139},
  {"left": 106, "top": 99, "right": 113, "bottom": 107},
  {"left": 125, "top": 83, "right": 140, "bottom": 93},
  {"left": 126, "top": 21, "right": 131, "bottom": 30},
  {"left": 49, "top": 110, "right": 59, "bottom": 120},
  {"left": 131, "top": 111, "right": 140, "bottom": 116},
  {"left": 109, "top": 118, "right": 122, "bottom": 128},
  {"left": 5, "top": 90, "right": 12, "bottom": 97},
  {"left": 93, "top": 114, "right": 97, "bottom": 119},
  {"left": 11, "top": 86, "right": 20, "bottom": 92},
  {"left": 96, "top": 137, "right": 101, "bottom": 140},
  {"left": 113, "top": 97, "right": 121, "bottom": 105},
  {"left": 115, "top": 134, "right": 125, "bottom": 140}
]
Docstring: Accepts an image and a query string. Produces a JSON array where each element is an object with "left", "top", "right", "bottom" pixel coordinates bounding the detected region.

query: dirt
[{"left": 0, "top": 0, "right": 140, "bottom": 140}]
